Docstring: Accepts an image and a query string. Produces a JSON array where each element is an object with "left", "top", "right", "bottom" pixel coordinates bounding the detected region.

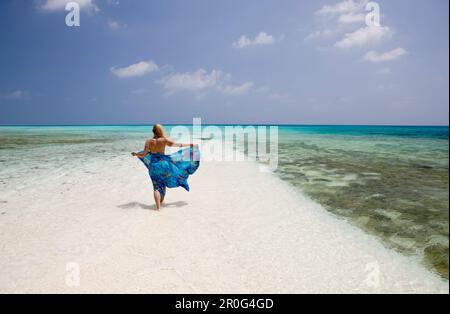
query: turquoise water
[
  {"left": 0, "top": 125, "right": 448, "bottom": 278},
  {"left": 274, "top": 126, "right": 449, "bottom": 278}
]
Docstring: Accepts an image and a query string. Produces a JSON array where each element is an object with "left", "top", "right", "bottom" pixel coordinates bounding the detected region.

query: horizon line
[{"left": 0, "top": 123, "right": 449, "bottom": 128}]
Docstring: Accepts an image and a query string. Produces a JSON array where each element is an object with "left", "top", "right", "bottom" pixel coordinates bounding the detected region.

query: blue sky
[{"left": 0, "top": 0, "right": 448, "bottom": 125}]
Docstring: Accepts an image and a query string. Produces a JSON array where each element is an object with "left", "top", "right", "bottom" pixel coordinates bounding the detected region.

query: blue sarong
[{"left": 137, "top": 146, "right": 200, "bottom": 198}]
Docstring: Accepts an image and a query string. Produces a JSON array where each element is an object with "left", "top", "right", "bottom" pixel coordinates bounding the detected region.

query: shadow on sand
[{"left": 118, "top": 201, "right": 188, "bottom": 211}]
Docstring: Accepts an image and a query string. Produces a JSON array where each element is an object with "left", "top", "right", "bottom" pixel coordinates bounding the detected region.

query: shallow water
[
  {"left": 0, "top": 125, "right": 448, "bottom": 278},
  {"left": 274, "top": 126, "right": 449, "bottom": 278}
]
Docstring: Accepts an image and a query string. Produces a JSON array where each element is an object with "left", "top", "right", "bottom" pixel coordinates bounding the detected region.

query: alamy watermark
[
  {"left": 63, "top": 1, "right": 381, "bottom": 28},
  {"left": 65, "top": 2, "right": 80, "bottom": 27},
  {"left": 366, "top": 2, "right": 381, "bottom": 27},
  {"left": 65, "top": 262, "right": 80, "bottom": 288},
  {"left": 166, "top": 118, "right": 279, "bottom": 172},
  {"left": 365, "top": 261, "right": 381, "bottom": 289}
]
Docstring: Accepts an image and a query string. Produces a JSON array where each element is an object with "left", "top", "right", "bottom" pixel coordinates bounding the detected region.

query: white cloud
[
  {"left": 131, "top": 88, "right": 147, "bottom": 95},
  {"left": 220, "top": 82, "right": 254, "bottom": 95},
  {"left": 3, "top": 90, "right": 29, "bottom": 101},
  {"left": 307, "top": 1, "right": 369, "bottom": 47},
  {"left": 338, "top": 12, "right": 366, "bottom": 24},
  {"left": 40, "top": 0, "right": 99, "bottom": 12},
  {"left": 305, "top": 29, "right": 333, "bottom": 40},
  {"left": 364, "top": 48, "right": 408, "bottom": 62},
  {"left": 158, "top": 69, "right": 222, "bottom": 95},
  {"left": 110, "top": 61, "right": 159, "bottom": 78},
  {"left": 233, "top": 32, "right": 276, "bottom": 48},
  {"left": 157, "top": 69, "right": 256, "bottom": 96},
  {"left": 106, "top": 0, "right": 119, "bottom": 5},
  {"left": 316, "top": 0, "right": 368, "bottom": 16},
  {"left": 335, "top": 26, "right": 392, "bottom": 48},
  {"left": 108, "top": 20, "right": 123, "bottom": 30}
]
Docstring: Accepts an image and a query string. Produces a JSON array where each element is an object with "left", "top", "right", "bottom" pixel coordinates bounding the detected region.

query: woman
[{"left": 132, "top": 124, "right": 200, "bottom": 211}]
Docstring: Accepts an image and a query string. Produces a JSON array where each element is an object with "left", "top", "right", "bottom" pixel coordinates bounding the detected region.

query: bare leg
[{"left": 153, "top": 190, "right": 161, "bottom": 211}]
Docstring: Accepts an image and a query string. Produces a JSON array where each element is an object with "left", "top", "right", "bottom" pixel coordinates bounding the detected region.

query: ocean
[
  {"left": 274, "top": 126, "right": 449, "bottom": 279},
  {"left": 0, "top": 125, "right": 448, "bottom": 278}
]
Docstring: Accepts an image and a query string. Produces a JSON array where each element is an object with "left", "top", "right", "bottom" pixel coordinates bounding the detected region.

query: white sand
[{"left": 0, "top": 153, "right": 448, "bottom": 294}]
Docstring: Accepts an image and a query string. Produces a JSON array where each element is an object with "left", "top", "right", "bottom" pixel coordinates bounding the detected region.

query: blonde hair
[{"left": 152, "top": 124, "right": 166, "bottom": 139}]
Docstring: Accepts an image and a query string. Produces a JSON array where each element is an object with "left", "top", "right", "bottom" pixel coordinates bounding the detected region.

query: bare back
[
  {"left": 146, "top": 138, "right": 166, "bottom": 154},
  {"left": 146, "top": 137, "right": 175, "bottom": 154}
]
